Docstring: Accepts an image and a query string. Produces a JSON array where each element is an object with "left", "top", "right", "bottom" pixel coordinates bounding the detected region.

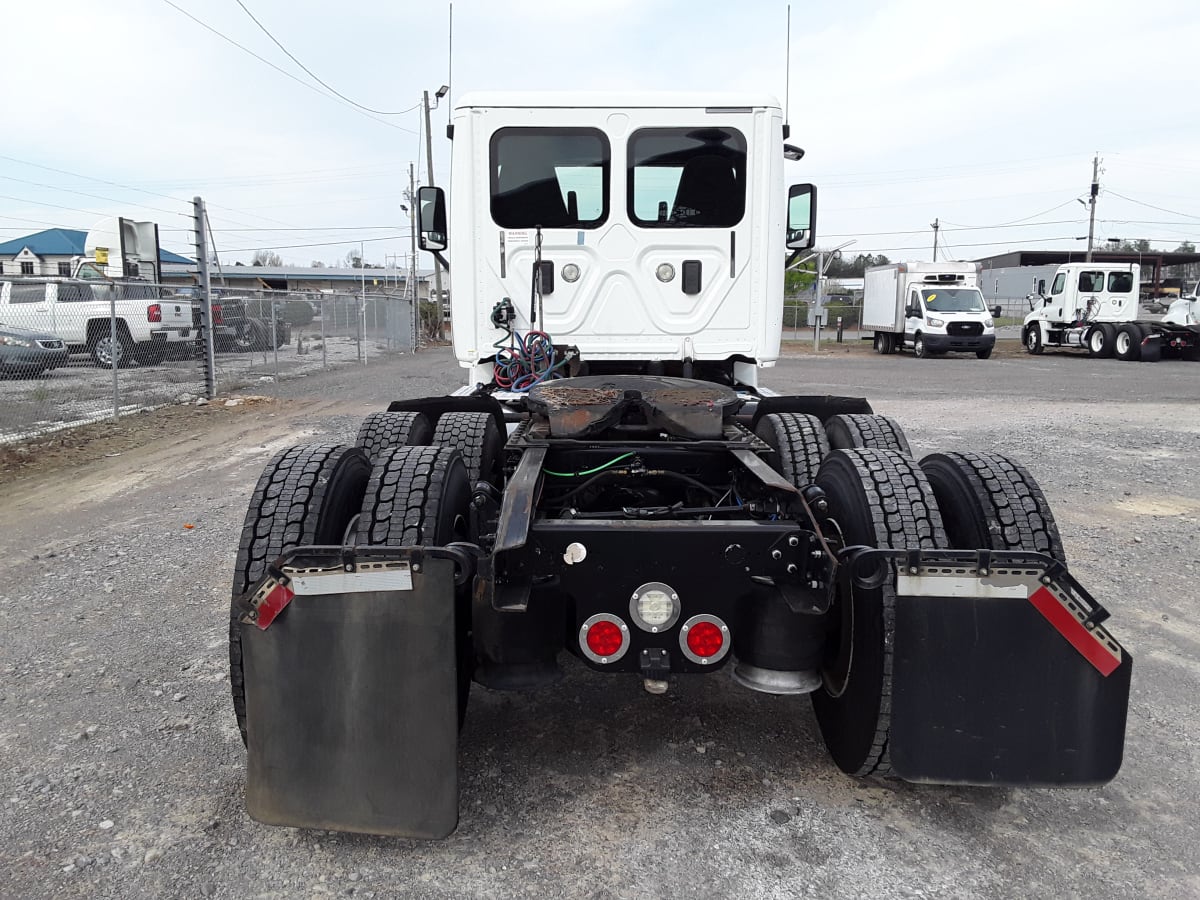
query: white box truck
[{"left": 862, "top": 261, "right": 1001, "bottom": 359}]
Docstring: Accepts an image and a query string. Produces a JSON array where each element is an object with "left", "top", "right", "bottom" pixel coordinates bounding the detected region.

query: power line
[
  {"left": 822, "top": 218, "right": 1084, "bottom": 239},
  {"left": 158, "top": 0, "right": 414, "bottom": 134},
  {"left": 1104, "top": 190, "right": 1200, "bottom": 222},
  {"left": 823, "top": 235, "right": 1087, "bottom": 255},
  {"left": 0, "top": 174, "right": 188, "bottom": 219},
  {"left": 941, "top": 198, "right": 1083, "bottom": 229},
  {"left": 208, "top": 234, "right": 410, "bottom": 252},
  {"left": 233, "top": 0, "right": 420, "bottom": 117}
]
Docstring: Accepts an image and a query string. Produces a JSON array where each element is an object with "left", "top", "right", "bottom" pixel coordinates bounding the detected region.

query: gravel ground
[{"left": 1, "top": 346, "right": 1198, "bottom": 899}]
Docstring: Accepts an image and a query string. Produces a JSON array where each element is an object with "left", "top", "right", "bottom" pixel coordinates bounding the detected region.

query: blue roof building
[{"left": 0, "top": 228, "right": 194, "bottom": 276}]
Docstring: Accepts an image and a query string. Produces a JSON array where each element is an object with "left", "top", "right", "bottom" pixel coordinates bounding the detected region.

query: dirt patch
[{"left": 0, "top": 398, "right": 275, "bottom": 485}]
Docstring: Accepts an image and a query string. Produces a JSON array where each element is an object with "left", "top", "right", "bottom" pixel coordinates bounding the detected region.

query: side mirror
[
  {"left": 991, "top": 305, "right": 1002, "bottom": 318},
  {"left": 417, "top": 186, "right": 448, "bottom": 252},
  {"left": 786, "top": 183, "right": 817, "bottom": 250}
]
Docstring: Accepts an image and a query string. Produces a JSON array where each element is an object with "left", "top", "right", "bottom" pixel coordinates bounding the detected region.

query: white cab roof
[{"left": 455, "top": 91, "right": 781, "bottom": 111}]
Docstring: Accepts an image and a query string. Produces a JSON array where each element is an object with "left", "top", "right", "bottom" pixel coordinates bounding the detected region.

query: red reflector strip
[
  {"left": 255, "top": 582, "right": 295, "bottom": 630},
  {"left": 1029, "top": 586, "right": 1121, "bottom": 676}
]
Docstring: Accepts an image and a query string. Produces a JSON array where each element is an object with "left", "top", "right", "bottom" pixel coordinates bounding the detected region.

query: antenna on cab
[{"left": 783, "top": 3, "right": 791, "bottom": 139}]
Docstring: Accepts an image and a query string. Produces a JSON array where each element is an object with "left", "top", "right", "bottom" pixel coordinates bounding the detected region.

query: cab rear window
[
  {"left": 489, "top": 128, "right": 609, "bottom": 229},
  {"left": 627, "top": 127, "right": 746, "bottom": 228}
]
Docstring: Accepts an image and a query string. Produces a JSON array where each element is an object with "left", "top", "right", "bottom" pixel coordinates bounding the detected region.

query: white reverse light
[{"left": 630, "top": 582, "right": 681, "bottom": 633}]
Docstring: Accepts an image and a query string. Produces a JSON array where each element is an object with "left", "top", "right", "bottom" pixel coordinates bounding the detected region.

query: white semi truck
[
  {"left": 228, "top": 93, "right": 1130, "bottom": 838},
  {"left": 862, "top": 261, "right": 1001, "bottom": 358},
  {"left": 1022, "top": 262, "right": 1200, "bottom": 361}
]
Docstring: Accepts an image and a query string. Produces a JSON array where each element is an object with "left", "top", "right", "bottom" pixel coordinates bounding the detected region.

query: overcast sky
[{"left": 2, "top": 0, "right": 1198, "bottom": 268}]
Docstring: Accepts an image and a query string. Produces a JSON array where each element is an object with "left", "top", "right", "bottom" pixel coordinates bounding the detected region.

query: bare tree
[
  {"left": 310, "top": 260, "right": 327, "bottom": 268},
  {"left": 252, "top": 250, "right": 284, "bottom": 267}
]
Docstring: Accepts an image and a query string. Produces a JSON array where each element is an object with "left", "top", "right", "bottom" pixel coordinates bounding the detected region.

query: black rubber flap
[
  {"left": 890, "top": 591, "right": 1131, "bottom": 785},
  {"left": 242, "top": 557, "right": 459, "bottom": 837},
  {"left": 527, "top": 375, "right": 740, "bottom": 439}
]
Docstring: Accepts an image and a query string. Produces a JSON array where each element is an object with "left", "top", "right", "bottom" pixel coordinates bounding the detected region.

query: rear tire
[
  {"left": 358, "top": 446, "right": 473, "bottom": 724},
  {"left": 1086, "top": 323, "right": 1115, "bottom": 358},
  {"left": 826, "top": 413, "right": 912, "bottom": 456},
  {"left": 356, "top": 411, "right": 433, "bottom": 462},
  {"left": 88, "top": 324, "right": 135, "bottom": 368},
  {"left": 813, "top": 449, "right": 947, "bottom": 776},
  {"left": 873, "top": 333, "right": 892, "bottom": 355},
  {"left": 229, "top": 444, "right": 372, "bottom": 745},
  {"left": 431, "top": 412, "right": 505, "bottom": 487},
  {"left": 1114, "top": 323, "right": 1142, "bottom": 361},
  {"left": 754, "top": 413, "right": 829, "bottom": 488},
  {"left": 920, "top": 451, "right": 1066, "bottom": 564}
]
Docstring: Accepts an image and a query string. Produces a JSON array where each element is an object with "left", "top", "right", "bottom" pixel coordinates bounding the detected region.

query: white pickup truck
[{"left": 0, "top": 278, "right": 194, "bottom": 367}]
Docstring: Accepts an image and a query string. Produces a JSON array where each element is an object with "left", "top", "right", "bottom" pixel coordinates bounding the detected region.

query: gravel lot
[{"left": 2, "top": 345, "right": 1198, "bottom": 899}]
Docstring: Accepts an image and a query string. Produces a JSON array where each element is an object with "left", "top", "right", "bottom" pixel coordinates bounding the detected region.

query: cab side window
[
  {"left": 1107, "top": 272, "right": 1133, "bottom": 293},
  {"left": 1079, "top": 271, "right": 1104, "bottom": 292},
  {"left": 9, "top": 283, "right": 47, "bottom": 304}
]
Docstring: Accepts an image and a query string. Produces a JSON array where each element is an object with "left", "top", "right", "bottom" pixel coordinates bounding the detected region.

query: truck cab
[
  {"left": 1022, "top": 262, "right": 1141, "bottom": 355},
  {"left": 436, "top": 92, "right": 813, "bottom": 388}
]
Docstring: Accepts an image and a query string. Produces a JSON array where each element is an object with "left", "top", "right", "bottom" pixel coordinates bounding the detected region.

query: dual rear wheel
[
  {"left": 757, "top": 413, "right": 1065, "bottom": 777},
  {"left": 230, "top": 411, "right": 500, "bottom": 742}
]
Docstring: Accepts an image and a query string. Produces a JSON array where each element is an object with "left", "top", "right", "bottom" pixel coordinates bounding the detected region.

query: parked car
[{"left": 0, "top": 322, "right": 70, "bottom": 377}]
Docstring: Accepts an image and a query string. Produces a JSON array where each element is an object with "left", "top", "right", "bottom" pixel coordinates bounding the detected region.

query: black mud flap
[
  {"left": 240, "top": 551, "right": 462, "bottom": 837},
  {"left": 883, "top": 557, "right": 1131, "bottom": 785}
]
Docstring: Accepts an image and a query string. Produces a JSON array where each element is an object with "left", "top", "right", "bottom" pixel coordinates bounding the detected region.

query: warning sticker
[{"left": 506, "top": 230, "right": 533, "bottom": 245}]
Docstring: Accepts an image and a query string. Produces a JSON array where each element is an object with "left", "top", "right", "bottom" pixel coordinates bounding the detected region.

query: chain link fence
[
  {"left": 0, "top": 277, "right": 414, "bottom": 445},
  {"left": 199, "top": 288, "right": 415, "bottom": 393}
]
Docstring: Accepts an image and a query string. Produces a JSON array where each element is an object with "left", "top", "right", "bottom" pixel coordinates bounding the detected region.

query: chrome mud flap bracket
[
  {"left": 235, "top": 544, "right": 478, "bottom": 838},
  {"left": 844, "top": 548, "right": 1132, "bottom": 786}
]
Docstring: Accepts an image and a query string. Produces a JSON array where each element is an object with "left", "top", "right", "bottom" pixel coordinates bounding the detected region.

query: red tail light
[
  {"left": 212, "top": 303, "right": 224, "bottom": 325},
  {"left": 679, "top": 615, "right": 730, "bottom": 664},
  {"left": 579, "top": 614, "right": 629, "bottom": 663},
  {"left": 147, "top": 303, "right": 162, "bottom": 323}
]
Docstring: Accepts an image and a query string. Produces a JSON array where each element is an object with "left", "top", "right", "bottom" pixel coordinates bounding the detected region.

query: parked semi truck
[
  {"left": 1022, "top": 262, "right": 1200, "bottom": 361},
  {"left": 862, "top": 261, "right": 1001, "bottom": 358},
  {"left": 230, "top": 93, "right": 1131, "bottom": 838}
]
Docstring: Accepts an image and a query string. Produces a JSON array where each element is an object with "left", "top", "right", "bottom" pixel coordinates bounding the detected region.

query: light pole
[{"left": 424, "top": 85, "right": 450, "bottom": 340}]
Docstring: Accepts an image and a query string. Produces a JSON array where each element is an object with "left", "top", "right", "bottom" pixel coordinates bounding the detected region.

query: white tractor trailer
[{"left": 1022, "top": 262, "right": 1200, "bottom": 361}]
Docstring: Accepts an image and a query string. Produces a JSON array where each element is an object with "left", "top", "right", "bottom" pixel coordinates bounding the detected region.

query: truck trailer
[
  {"left": 229, "top": 93, "right": 1131, "bottom": 838},
  {"left": 1022, "top": 262, "right": 1200, "bottom": 361},
  {"left": 861, "top": 261, "right": 1001, "bottom": 358}
]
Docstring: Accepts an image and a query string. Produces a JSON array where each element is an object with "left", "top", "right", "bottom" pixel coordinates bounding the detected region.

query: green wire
[{"left": 543, "top": 452, "right": 635, "bottom": 478}]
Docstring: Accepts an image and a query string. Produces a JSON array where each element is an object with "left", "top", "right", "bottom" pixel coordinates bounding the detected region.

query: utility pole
[
  {"left": 193, "top": 196, "right": 216, "bottom": 400},
  {"left": 931, "top": 218, "right": 939, "bottom": 262},
  {"left": 408, "top": 162, "right": 419, "bottom": 350},
  {"left": 423, "top": 90, "right": 445, "bottom": 340},
  {"left": 1085, "top": 154, "right": 1100, "bottom": 262}
]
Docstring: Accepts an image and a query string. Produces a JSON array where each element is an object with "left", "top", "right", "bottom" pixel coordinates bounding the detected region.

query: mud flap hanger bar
[
  {"left": 838, "top": 545, "right": 1110, "bottom": 628},
  {"left": 235, "top": 542, "right": 482, "bottom": 630}
]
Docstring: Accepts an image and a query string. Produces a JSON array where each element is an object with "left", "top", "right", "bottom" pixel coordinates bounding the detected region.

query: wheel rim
[
  {"left": 1026, "top": 330, "right": 1038, "bottom": 350},
  {"left": 915, "top": 338, "right": 924, "bottom": 356},
  {"left": 95, "top": 336, "right": 122, "bottom": 366},
  {"left": 1090, "top": 330, "right": 1103, "bottom": 352},
  {"left": 1116, "top": 332, "right": 1130, "bottom": 355}
]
